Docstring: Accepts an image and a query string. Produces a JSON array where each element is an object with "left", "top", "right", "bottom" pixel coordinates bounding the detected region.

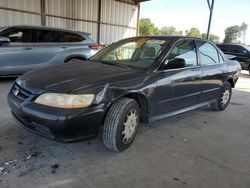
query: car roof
[
  {"left": 4, "top": 25, "right": 91, "bottom": 37},
  {"left": 217, "top": 43, "right": 242, "bottom": 47},
  {"left": 217, "top": 43, "right": 250, "bottom": 49},
  {"left": 122, "top": 35, "right": 211, "bottom": 43}
]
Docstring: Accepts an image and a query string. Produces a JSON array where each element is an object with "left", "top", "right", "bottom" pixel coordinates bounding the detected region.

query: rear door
[
  {"left": 196, "top": 40, "right": 228, "bottom": 102},
  {"left": 0, "top": 28, "right": 35, "bottom": 75},
  {"left": 155, "top": 39, "right": 203, "bottom": 115},
  {"left": 32, "top": 29, "right": 64, "bottom": 69}
]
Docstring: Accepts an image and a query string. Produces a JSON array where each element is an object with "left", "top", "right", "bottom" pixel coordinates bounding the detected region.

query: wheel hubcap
[
  {"left": 122, "top": 108, "right": 138, "bottom": 144},
  {"left": 221, "top": 89, "right": 230, "bottom": 106}
]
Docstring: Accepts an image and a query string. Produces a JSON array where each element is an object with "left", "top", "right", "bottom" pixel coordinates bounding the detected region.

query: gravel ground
[{"left": 0, "top": 71, "right": 249, "bottom": 188}]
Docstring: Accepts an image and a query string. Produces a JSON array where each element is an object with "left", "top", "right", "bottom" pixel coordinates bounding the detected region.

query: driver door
[{"left": 154, "top": 39, "right": 203, "bottom": 115}]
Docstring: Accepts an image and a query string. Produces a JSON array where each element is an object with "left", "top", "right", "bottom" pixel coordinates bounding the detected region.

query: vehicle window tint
[
  {"left": 234, "top": 46, "right": 246, "bottom": 54},
  {"left": 37, "top": 30, "right": 62, "bottom": 43},
  {"left": 230, "top": 46, "right": 239, "bottom": 53},
  {"left": 4, "top": 29, "right": 30, "bottom": 43},
  {"left": 62, "top": 32, "right": 84, "bottom": 42},
  {"left": 168, "top": 40, "right": 197, "bottom": 67},
  {"left": 219, "top": 45, "right": 232, "bottom": 53},
  {"left": 197, "top": 41, "right": 219, "bottom": 65},
  {"left": 30, "top": 29, "right": 38, "bottom": 43}
]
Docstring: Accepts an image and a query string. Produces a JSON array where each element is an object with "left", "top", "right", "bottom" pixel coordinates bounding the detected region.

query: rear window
[
  {"left": 36, "top": 30, "right": 61, "bottom": 43},
  {"left": 62, "top": 32, "right": 85, "bottom": 42}
]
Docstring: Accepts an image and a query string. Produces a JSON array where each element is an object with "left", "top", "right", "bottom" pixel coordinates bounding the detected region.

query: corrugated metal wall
[
  {"left": 0, "top": 0, "right": 41, "bottom": 26},
  {"left": 0, "top": 0, "right": 139, "bottom": 44},
  {"left": 100, "top": 0, "right": 138, "bottom": 44},
  {"left": 46, "top": 16, "right": 98, "bottom": 41},
  {"left": 45, "top": 0, "right": 99, "bottom": 41},
  {"left": 0, "top": 0, "right": 40, "bottom": 12}
]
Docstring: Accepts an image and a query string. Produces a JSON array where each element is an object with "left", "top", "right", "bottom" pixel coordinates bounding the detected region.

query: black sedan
[{"left": 8, "top": 36, "right": 241, "bottom": 152}]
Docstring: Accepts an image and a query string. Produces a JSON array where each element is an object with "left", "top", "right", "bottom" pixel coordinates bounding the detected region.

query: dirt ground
[{"left": 0, "top": 71, "right": 250, "bottom": 188}]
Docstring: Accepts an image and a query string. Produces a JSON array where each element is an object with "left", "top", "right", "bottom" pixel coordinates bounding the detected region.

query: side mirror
[
  {"left": 0, "top": 37, "right": 10, "bottom": 46},
  {"left": 162, "top": 58, "right": 186, "bottom": 70}
]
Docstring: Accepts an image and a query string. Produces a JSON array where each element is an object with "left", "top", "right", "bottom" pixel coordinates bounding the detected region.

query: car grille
[{"left": 11, "top": 83, "right": 32, "bottom": 101}]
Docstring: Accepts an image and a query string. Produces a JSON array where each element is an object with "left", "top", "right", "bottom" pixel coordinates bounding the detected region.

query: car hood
[{"left": 16, "top": 60, "right": 145, "bottom": 93}]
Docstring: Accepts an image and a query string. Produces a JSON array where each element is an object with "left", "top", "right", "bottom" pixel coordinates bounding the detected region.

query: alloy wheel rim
[
  {"left": 122, "top": 108, "right": 138, "bottom": 144},
  {"left": 221, "top": 89, "right": 230, "bottom": 106}
]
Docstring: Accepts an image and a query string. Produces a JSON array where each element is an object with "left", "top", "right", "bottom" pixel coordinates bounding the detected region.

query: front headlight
[{"left": 34, "top": 93, "right": 95, "bottom": 109}]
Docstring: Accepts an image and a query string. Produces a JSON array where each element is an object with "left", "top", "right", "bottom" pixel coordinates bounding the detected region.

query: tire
[
  {"left": 103, "top": 98, "right": 140, "bottom": 152},
  {"left": 210, "top": 81, "right": 232, "bottom": 111}
]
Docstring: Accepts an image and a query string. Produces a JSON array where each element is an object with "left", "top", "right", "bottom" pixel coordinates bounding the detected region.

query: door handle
[{"left": 23, "top": 47, "right": 33, "bottom": 50}]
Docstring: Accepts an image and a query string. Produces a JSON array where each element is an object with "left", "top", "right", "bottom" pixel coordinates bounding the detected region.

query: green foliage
[
  {"left": 139, "top": 18, "right": 157, "bottom": 35},
  {"left": 201, "top": 33, "right": 220, "bottom": 43},
  {"left": 138, "top": 18, "right": 226, "bottom": 44},
  {"left": 241, "top": 22, "right": 248, "bottom": 44},
  {"left": 185, "top": 28, "right": 202, "bottom": 38},
  {"left": 223, "top": 25, "right": 241, "bottom": 43},
  {"left": 160, "top": 26, "right": 183, "bottom": 36},
  {"left": 139, "top": 18, "right": 182, "bottom": 36},
  {"left": 223, "top": 23, "right": 248, "bottom": 44}
]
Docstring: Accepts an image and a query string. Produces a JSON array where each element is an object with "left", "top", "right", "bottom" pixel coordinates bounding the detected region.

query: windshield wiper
[{"left": 97, "top": 60, "right": 130, "bottom": 68}]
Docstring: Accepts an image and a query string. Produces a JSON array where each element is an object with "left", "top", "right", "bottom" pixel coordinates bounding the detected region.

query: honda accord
[{"left": 8, "top": 36, "right": 241, "bottom": 152}]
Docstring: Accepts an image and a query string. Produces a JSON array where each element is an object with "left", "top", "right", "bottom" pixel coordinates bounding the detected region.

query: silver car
[{"left": 0, "top": 25, "right": 99, "bottom": 76}]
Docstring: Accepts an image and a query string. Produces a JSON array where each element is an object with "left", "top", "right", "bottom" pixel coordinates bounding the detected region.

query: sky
[{"left": 140, "top": 0, "right": 250, "bottom": 44}]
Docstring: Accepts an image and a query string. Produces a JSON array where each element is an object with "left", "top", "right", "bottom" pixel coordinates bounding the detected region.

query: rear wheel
[
  {"left": 103, "top": 98, "right": 140, "bottom": 152},
  {"left": 210, "top": 81, "right": 232, "bottom": 111}
]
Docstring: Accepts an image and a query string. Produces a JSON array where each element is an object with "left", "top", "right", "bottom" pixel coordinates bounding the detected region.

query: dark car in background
[
  {"left": 8, "top": 36, "right": 241, "bottom": 152},
  {"left": 0, "top": 25, "right": 99, "bottom": 76},
  {"left": 217, "top": 43, "right": 250, "bottom": 73}
]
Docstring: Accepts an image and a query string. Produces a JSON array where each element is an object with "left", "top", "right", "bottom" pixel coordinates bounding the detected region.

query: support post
[
  {"left": 97, "top": 0, "right": 102, "bottom": 44},
  {"left": 136, "top": 3, "right": 141, "bottom": 36},
  {"left": 41, "top": 0, "right": 46, "bottom": 26},
  {"left": 206, "top": 0, "right": 215, "bottom": 40}
]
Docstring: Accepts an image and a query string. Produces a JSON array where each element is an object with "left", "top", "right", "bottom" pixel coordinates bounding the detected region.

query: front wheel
[
  {"left": 210, "top": 81, "right": 232, "bottom": 111},
  {"left": 103, "top": 98, "right": 140, "bottom": 152}
]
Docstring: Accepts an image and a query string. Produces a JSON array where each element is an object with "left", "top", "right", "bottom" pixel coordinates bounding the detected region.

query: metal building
[{"left": 0, "top": 0, "right": 148, "bottom": 44}]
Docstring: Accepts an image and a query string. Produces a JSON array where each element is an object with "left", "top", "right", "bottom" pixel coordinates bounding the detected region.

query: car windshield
[{"left": 90, "top": 38, "right": 170, "bottom": 69}]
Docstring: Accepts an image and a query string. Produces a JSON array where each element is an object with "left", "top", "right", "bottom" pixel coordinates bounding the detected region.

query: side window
[
  {"left": 62, "top": 32, "right": 84, "bottom": 42},
  {"left": 197, "top": 41, "right": 219, "bottom": 65},
  {"left": 167, "top": 40, "right": 197, "bottom": 67},
  {"left": 230, "top": 46, "right": 239, "bottom": 53},
  {"left": 4, "top": 29, "right": 30, "bottom": 43},
  {"left": 37, "top": 30, "right": 62, "bottom": 43}
]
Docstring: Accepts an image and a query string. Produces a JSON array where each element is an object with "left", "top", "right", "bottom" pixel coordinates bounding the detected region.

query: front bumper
[{"left": 8, "top": 91, "right": 105, "bottom": 142}]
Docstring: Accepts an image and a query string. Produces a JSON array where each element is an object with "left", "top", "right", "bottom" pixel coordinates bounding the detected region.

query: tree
[
  {"left": 240, "top": 22, "right": 248, "bottom": 44},
  {"left": 139, "top": 18, "right": 158, "bottom": 36},
  {"left": 185, "top": 28, "right": 202, "bottom": 38},
  {"left": 223, "top": 25, "right": 241, "bottom": 43},
  {"left": 160, "top": 26, "right": 183, "bottom": 36},
  {"left": 202, "top": 33, "right": 220, "bottom": 43}
]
